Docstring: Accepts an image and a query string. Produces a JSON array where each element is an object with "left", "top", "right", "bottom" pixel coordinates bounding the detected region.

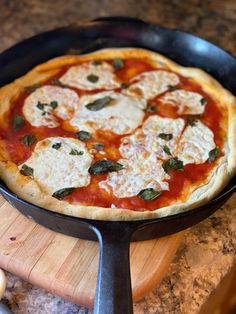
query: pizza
[{"left": 0, "top": 48, "right": 235, "bottom": 220}]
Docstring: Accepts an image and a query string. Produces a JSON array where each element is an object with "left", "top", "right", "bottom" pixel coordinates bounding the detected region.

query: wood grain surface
[{"left": 0, "top": 196, "right": 183, "bottom": 308}]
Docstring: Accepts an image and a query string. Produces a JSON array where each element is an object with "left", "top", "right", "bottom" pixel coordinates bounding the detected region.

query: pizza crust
[
  {"left": 0, "top": 48, "right": 235, "bottom": 221},
  {"left": 0, "top": 157, "right": 229, "bottom": 220}
]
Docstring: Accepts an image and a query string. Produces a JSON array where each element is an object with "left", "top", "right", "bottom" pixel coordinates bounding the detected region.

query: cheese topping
[
  {"left": 15, "top": 57, "right": 220, "bottom": 208},
  {"left": 69, "top": 91, "right": 146, "bottom": 134},
  {"left": 20, "top": 137, "right": 92, "bottom": 194},
  {"left": 59, "top": 61, "right": 120, "bottom": 90},
  {"left": 124, "top": 70, "right": 180, "bottom": 99},
  {"left": 176, "top": 121, "right": 215, "bottom": 165},
  {"left": 120, "top": 115, "right": 185, "bottom": 160},
  {"left": 99, "top": 154, "right": 170, "bottom": 198},
  {"left": 160, "top": 89, "right": 205, "bottom": 115},
  {"left": 23, "top": 86, "right": 79, "bottom": 128}
]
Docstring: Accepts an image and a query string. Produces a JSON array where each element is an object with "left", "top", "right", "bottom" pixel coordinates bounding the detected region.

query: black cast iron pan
[{"left": 0, "top": 16, "right": 235, "bottom": 314}]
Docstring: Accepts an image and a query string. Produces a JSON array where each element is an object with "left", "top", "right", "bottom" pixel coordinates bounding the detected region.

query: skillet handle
[{"left": 92, "top": 223, "right": 134, "bottom": 314}]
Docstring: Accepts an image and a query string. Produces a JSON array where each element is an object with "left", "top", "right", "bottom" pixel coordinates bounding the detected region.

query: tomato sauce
[{"left": 0, "top": 58, "right": 226, "bottom": 211}]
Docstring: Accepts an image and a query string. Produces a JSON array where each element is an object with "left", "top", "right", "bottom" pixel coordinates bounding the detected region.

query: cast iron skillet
[{"left": 0, "top": 16, "right": 235, "bottom": 314}]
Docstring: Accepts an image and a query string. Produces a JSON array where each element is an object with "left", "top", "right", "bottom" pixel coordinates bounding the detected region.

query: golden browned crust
[{"left": 0, "top": 48, "right": 235, "bottom": 221}]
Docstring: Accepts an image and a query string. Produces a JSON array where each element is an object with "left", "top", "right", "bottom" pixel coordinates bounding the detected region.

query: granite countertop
[{"left": 0, "top": 0, "right": 236, "bottom": 313}]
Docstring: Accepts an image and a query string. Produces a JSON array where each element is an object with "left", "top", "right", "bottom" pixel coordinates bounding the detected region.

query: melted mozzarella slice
[
  {"left": 124, "top": 70, "right": 180, "bottom": 99},
  {"left": 69, "top": 91, "right": 146, "bottom": 135},
  {"left": 176, "top": 121, "right": 215, "bottom": 165},
  {"left": 160, "top": 90, "right": 205, "bottom": 115},
  {"left": 20, "top": 137, "right": 92, "bottom": 194},
  {"left": 120, "top": 115, "right": 185, "bottom": 160},
  {"left": 23, "top": 86, "right": 79, "bottom": 128},
  {"left": 99, "top": 154, "right": 170, "bottom": 198},
  {"left": 59, "top": 61, "right": 120, "bottom": 90}
]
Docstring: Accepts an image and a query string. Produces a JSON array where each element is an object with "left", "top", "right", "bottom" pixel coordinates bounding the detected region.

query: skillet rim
[{"left": 0, "top": 19, "right": 235, "bottom": 224}]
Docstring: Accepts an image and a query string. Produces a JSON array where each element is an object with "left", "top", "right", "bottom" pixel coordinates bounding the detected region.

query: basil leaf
[
  {"left": 20, "top": 164, "right": 34, "bottom": 177},
  {"left": 208, "top": 147, "right": 219, "bottom": 163},
  {"left": 167, "top": 84, "right": 177, "bottom": 91},
  {"left": 112, "top": 58, "right": 124, "bottom": 70},
  {"left": 158, "top": 133, "right": 173, "bottom": 141},
  {"left": 42, "top": 111, "right": 51, "bottom": 116},
  {"left": 92, "top": 60, "right": 102, "bottom": 66},
  {"left": 93, "top": 143, "right": 105, "bottom": 150},
  {"left": 12, "top": 115, "right": 25, "bottom": 131},
  {"left": 200, "top": 97, "right": 207, "bottom": 106},
  {"left": 69, "top": 149, "right": 84, "bottom": 155},
  {"left": 89, "top": 159, "right": 124, "bottom": 175},
  {"left": 52, "top": 142, "right": 61, "bottom": 150},
  {"left": 145, "top": 103, "right": 157, "bottom": 113},
  {"left": 50, "top": 78, "right": 66, "bottom": 87},
  {"left": 36, "top": 102, "right": 45, "bottom": 110},
  {"left": 120, "top": 82, "right": 129, "bottom": 89},
  {"left": 36, "top": 101, "right": 57, "bottom": 111},
  {"left": 162, "top": 157, "right": 184, "bottom": 173},
  {"left": 50, "top": 101, "right": 58, "bottom": 109},
  {"left": 52, "top": 187, "right": 75, "bottom": 200},
  {"left": 25, "top": 84, "right": 41, "bottom": 93},
  {"left": 137, "top": 188, "right": 162, "bottom": 201},
  {"left": 76, "top": 130, "right": 91, "bottom": 141},
  {"left": 21, "top": 134, "right": 36, "bottom": 146},
  {"left": 186, "top": 117, "right": 198, "bottom": 126},
  {"left": 85, "top": 96, "right": 114, "bottom": 111},
  {"left": 87, "top": 74, "right": 99, "bottom": 83},
  {"left": 163, "top": 145, "right": 172, "bottom": 156}
]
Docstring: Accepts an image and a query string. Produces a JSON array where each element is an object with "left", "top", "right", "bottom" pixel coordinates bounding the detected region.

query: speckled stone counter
[{"left": 0, "top": 1, "right": 236, "bottom": 313}]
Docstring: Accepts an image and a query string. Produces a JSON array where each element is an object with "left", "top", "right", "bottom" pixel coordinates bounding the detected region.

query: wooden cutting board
[{"left": 0, "top": 196, "right": 183, "bottom": 308}]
